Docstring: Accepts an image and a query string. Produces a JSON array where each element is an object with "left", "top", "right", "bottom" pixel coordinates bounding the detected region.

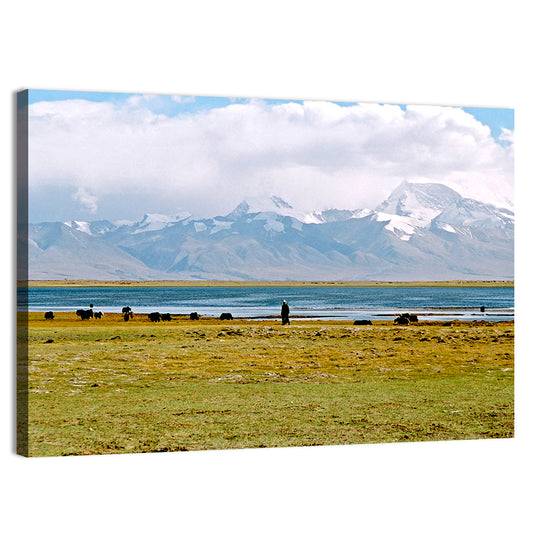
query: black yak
[
  {"left": 44, "top": 311, "right": 54, "bottom": 320},
  {"left": 394, "top": 313, "right": 418, "bottom": 325},
  {"left": 394, "top": 316, "right": 409, "bottom": 325},
  {"left": 353, "top": 319, "right": 372, "bottom": 325},
  {"left": 148, "top": 312, "right": 161, "bottom": 322},
  {"left": 161, "top": 313, "right": 172, "bottom": 321},
  {"left": 76, "top": 309, "right": 93, "bottom": 320},
  {"left": 219, "top": 313, "right": 233, "bottom": 320},
  {"left": 190, "top": 312, "right": 200, "bottom": 320}
]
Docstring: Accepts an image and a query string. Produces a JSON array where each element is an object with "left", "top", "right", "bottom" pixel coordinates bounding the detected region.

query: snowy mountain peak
[
  {"left": 377, "top": 181, "right": 462, "bottom": 219},
  {"left": 373, "top": 181, "right": 466, "bottom": 238},
  {"left": 64, "top": 220, "right": 91, "bottom": 234},
  {"left": 134, "top": 211, "right": 192, "bottom": 233},
  {"left": 373, "top": 181, "right": 463, "bottom": 240},
  {"left": 373, "top": 181, "right": 514, "bottom": 241},
  {"left": 312, "top": 208, "right": 372, "bottom": 223},
  {"left": 230, "top": 196, "right": 293, "bottom": 215},
  {"left": 227, "top": 195, "right": 312, "bottom": 222},
  {"left": 64, "top": 220, "right": 116, "bottom": 236}
]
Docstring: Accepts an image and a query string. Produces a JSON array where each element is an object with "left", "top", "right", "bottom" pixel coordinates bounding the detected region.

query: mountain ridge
[{"left": 26, "top": 182, "right": 514, "bottom": 281}]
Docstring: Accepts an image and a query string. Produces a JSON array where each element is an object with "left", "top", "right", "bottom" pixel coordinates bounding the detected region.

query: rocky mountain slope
[{"left": 26, "top": 181, "right": 514, "bottom": 281}]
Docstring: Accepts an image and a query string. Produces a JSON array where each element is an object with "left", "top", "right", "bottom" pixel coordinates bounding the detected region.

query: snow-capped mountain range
[{"left": 25, "top": 181, "right": 514, "bottom": 281}]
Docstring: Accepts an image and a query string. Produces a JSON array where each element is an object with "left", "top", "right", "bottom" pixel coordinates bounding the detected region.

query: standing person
[{"left": 281, "top": 300, "right": 290, "bottom": 325}]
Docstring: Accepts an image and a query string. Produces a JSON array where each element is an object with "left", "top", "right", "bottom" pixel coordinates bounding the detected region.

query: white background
[{"left": 2, "top": 1, "right": 531, "bottom": 531}]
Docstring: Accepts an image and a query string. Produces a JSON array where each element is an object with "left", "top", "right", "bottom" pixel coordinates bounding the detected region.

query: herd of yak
[
  {"left": 43, "top": 309, "right": 419, "bottom": 325},
  {"left": 43, "top": 308, "right": 234, "bottom": 322}
]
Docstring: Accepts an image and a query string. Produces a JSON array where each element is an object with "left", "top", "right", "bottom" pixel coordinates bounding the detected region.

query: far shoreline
[{"left": 24, "top": 279, "right": 514, "bottom": 288}]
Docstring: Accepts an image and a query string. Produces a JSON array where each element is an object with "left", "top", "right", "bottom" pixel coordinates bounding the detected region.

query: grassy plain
[{"left": 20, "top": 312, "right": 514, "bottom": 456}]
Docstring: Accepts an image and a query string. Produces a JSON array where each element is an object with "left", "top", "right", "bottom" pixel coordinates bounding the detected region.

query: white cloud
[
  {"left": 28, "top": 98, "right": 514, "bottom": 221},
  {"left": 125, "top": 94, "right": 157, "bottom": 107},
  {"left": 170, "top": 95, "right": 196, "bottom": 103},
  {"left": 72, "top": 187, "right": 98, "bottom": 214},
  {"left": 499, "top": 127, "right": 514, "bottom": 144}
]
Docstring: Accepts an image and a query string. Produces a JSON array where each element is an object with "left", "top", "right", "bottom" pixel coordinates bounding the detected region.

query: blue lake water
[{"left": 19, "top": 286, "right": 514, "bottom": 321}]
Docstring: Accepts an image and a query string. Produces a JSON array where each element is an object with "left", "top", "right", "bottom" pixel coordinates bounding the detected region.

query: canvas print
[{"left": 17, "top": 90, "right": 514, "bottom": 457}]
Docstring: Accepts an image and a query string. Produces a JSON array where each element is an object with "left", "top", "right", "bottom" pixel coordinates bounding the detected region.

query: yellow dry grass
[
  {"left": 25, "top": 279, "right": 514, "bottom": 288},
  {"left": 18, "top": 312, "right": 514, "bottom": 456}
]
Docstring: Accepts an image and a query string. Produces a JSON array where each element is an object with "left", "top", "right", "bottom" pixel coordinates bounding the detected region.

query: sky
[{"left": 25, "top": 90, "right": 514, "bottom": 223}]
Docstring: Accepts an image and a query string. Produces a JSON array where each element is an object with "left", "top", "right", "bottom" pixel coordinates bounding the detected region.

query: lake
[{"left": 19, "top": 285, "right": 514, "bottom": 321}]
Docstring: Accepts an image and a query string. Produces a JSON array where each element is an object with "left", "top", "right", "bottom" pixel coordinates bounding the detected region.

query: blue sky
[
  {"left": 27, "top": 89, "right": 302, "bottom": 118},
  {"left": 463, "top": 106, "right": 514, "bottom": 141}
]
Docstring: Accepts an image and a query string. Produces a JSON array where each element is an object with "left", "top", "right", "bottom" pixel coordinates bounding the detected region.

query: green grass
[{"left": 20, "top": 313, "right": 514, "bottom": 456}]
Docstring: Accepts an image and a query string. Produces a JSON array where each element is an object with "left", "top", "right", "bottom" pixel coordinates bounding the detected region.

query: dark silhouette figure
[
  {"left": 281, "top": 300, "right": 290, "bottom": 325},
  {"left": 148, "top": 312, "right": 161, "bottom": 322}
]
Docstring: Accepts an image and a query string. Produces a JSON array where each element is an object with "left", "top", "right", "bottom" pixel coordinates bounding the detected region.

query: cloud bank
[{"left": 28, "top": 96, "right": 514, "bottom": 222}]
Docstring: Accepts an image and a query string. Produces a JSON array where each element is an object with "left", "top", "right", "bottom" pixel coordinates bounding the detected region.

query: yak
[
  {"left": 76, "top": 309, "right": 93, "bottom": 320},
  {"left": 148, "top": 312, "right": 161, "bottom": 322},
  {"left": 353, "top": 319, "right": 372, "bottom": 325},
  {"left": 219, "top": 313, "right": 233, "bottom": 320},
  {"left": 190, "top": 312, "right": 200, "bottom": 320},
  {"left": 161, "top": 313, "right": 172, "bottom": 321},
  {"left": 94, "top": 311, "right": 103, "bottom": 319},
  {"left": 394, "top": 313, "right": 418, "bottom": 325},
  {"left": 44, "top": 311, "right": 54, "bottom": 320},
  {"left": 394, "top": 315, "right": 410, "bottom": 325}
]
